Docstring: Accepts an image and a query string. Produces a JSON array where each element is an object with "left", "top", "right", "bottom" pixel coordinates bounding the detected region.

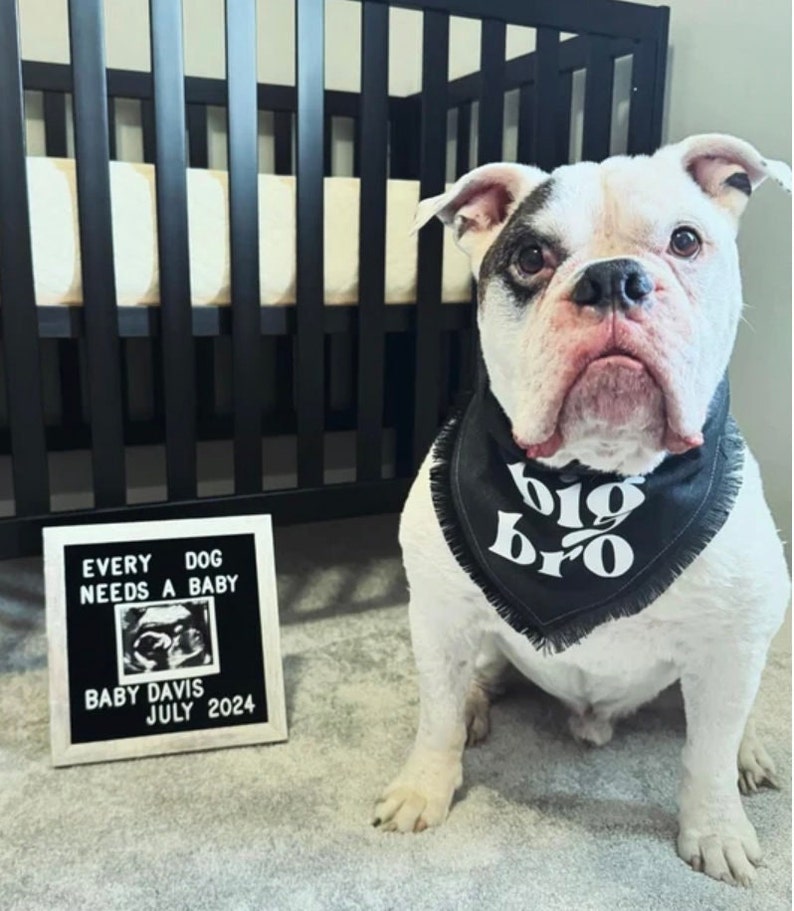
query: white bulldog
[{"left": 374, "top": 135, "right": 791, "bottom": 886}]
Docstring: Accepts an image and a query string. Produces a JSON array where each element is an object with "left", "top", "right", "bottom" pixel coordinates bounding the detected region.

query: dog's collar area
[
  {"left": 478, "top": 376, "right": 730, "bottom": 481},
  {"left": 430, "top": 374, "right": 743, "bottom": 653}
]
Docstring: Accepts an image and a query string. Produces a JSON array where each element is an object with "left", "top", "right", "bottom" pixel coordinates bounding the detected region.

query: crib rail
[
  {"left": 0, "top": 0, "right": 49, "bottom": 517},
  {"left": 31, "top": 303, "right": 472, "bottom": 340},
  {"left": 21, "top": 27, "right": 665, "bottom": 178},
  {"left": 0, "top": 0, "right": 669, "bottom": 557},
  {"left": 362, "top": 0, "right": 661, "bottom": 36},
  {"left": 21, "top": 60, "right": 410, "bottom": 176}
]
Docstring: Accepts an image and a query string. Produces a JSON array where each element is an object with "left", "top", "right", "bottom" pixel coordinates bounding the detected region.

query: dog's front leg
[
  {"left": 676, "top": 644, "right": 769, "bottom": 885},
  {"left": 373, "top": 586, "right": 483, "bottom": 833}
]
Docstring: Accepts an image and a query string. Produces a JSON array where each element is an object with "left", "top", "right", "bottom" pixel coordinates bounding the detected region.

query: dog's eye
[
  {"left": 669, "top": 226, "right": 701, "bottom": 258},
  {"left": 512, "top": 244, "right": 546, "bottom": 278}
]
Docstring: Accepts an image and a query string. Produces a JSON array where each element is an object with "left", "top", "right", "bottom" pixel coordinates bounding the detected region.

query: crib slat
[
  {"left": 626, "top": 37, "right": 656, "bottom": 154},
  {"left": 274, "top": 337, "right": 294, "bottom": 425},
  {"left": 474, "top": 19, "right": 506, "bottom": 402},
  {"left": 389, "top": 99, "right": 420, "bottom": 180},
  {"left": 324, "top": 114, "right": 333, "bottom": 175},
  {"left": 196, "top": 338, "right": 217, "bottom": 422},
  {"left": 120, "top": 340, "right": 132, "bottom": 430},
  {"left": 532, "top": 28, "right": 560, "bottom": 171},
  {"left": 226, "top": 0, "right": 263, "bottom": 494},
  {"left": 477, "top": 19, "right": 505, "bottom": 164},
  {"left": 582, "top": 36, "right": 614, "bottom": 162},
  {"left": 455, "top": 102, "right": 471, "bottom": 177},
  {"left": 150, "top": 0, "right": 197, "bottom": 500},
  {"left": 295, "top": 0, "right": 326, "bottom": 487},
  {"left": 43, "top": 91, "right": 68, "bottom": 157},
  {"left": 517, "top": 83, "right": 533, "bottom": 164},
  {"left": 141, "top": 97, "right": 156, "bottom": 163},
  {"left": 649, "top": 8, "right": 670, "bottom": 150},
  {"left": 0, "top": 0, "right": 50, "bottom": 516},
  {"left": 355, "top": 0, "right": 389, "bottom": 483},
  {"left": 412, "top": 9, "right": 449, "bottom": 469},
  {"left": 151, "top": 335, "right": 165, "bottom": 428},
  {"left": 67, "top": 0, "right": 126, "bottom": 506},
  {"left": 107, "top": 96, "right": 117, "bottom": 160},
  {"left": 58, "top": 341, "right": 83, "bottom": 431},
  {"left": 273, "top": 110, "right": 292, "bottom": 175},
  {"left": 556, "top": 70, "right": 573, "bottom": 163},
  {"left": 187, "top": 102, "right": 209, "bottom": 168},
  {"left": 352, "top": 117, "right": 361, "bottom": 178}
]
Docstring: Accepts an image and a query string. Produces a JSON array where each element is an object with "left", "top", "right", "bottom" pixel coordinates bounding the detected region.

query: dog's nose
[{"left": 571, "top": 259, "right": 653, "bottom": 309}]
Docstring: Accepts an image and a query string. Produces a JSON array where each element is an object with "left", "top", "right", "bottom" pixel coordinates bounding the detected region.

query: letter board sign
[{"left": 44, "top": 515, "right": 287, "bottom": 766}]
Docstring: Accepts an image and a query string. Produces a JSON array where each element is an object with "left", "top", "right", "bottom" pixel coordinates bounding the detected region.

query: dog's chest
[
  {"left": 431, "top": 380, "right": 744, "bottom": 652},
  {"left": 482, "top": 597, "right": 680, "bottom": 714}
]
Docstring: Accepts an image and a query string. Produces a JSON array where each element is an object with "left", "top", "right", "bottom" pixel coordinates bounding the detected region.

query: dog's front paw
[
  {"left": 677, "top": 808, "right": 762, "bottom": 886},
  {"left": 738, "top": 729, "right": 779, "bottom": 795},
  {"left": 373, "top": 748, "right": 463, "bottom": 833}
]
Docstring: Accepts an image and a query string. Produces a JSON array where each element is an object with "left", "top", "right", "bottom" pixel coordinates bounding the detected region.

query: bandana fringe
[{"left": 430, "top": 405, "right": 745, "bottom": 656}]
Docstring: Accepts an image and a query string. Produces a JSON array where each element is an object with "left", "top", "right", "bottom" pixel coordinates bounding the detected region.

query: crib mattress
[{"left": 22, "top": 157, "right": 472, "bottom": 307}]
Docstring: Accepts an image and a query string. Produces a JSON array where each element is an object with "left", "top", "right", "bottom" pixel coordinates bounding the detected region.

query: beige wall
[
  {"left": 661, "top": 0, "right": 792, "bottom": 562},
  {"left": 661, "top": 0, "right": 792, "bottom": 656}
]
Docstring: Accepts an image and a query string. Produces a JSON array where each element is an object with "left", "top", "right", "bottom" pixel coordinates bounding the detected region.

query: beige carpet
[{"left": 1, "top": 514, "right": 790, "bottom": 910}]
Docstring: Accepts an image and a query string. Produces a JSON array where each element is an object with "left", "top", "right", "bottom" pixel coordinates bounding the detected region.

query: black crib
[{"left": 0, "top": 0, "right": 669, "bottom": 557}]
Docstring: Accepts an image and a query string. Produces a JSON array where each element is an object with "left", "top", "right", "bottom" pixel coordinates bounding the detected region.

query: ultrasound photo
[{"left": 116, "top": 598, "right": 220, "bottom": 684}]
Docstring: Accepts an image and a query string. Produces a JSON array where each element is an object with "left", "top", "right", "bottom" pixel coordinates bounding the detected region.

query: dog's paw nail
[
  {"left": 690, "top": 855, "right": 702, "bottom": 872},
  {"left": 372, "top": 817, "right": 382, "bottom": 828},
  {"left": 414, "top": 818, "right": 428, "bottom": 833}
]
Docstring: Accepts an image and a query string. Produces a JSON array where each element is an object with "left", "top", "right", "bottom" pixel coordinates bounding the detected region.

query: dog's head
[{"left": 416, "top": 135, "right": 791, "bottom": 475}]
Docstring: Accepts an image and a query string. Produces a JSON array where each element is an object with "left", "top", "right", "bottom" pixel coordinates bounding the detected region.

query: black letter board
[{"left": 44, "top": 515, "right": 287, "bottom": 766}]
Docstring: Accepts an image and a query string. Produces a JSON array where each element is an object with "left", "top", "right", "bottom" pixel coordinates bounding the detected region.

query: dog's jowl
[{"left": 374, "top": 134, "right": 791, "bottom": 887}]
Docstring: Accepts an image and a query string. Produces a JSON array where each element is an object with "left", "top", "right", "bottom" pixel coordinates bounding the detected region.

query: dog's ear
[
  {"left": 413, "top": 163, "right": 547, "bottom": 276},
  {"left": 665, "top": 133, "right": 791, "bottom": 220}
]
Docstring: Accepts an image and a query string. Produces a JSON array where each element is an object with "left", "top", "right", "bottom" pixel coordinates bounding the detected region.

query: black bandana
[{"left": 430, "top": 374, "right": 745, "bottom": 653}]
